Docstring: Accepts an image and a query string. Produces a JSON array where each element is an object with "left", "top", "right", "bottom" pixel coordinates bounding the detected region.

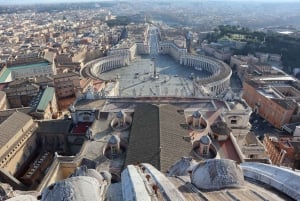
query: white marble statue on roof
[
  {"left": 191, "top": 159, "right": 244, "bottom": 190},
  {"left": 167, "top": 156, "right": 197, "bottom": 176},
  {"left": 0, "top": 183, "right": 13, "bottom": 200},
  {"left": 110, "top": 110, "right": 132, "bottom": 131},
  {"left": 86, "top": 127, "right": 92, "bottom": 139},
  {"left": 69, "top": 104, "right": 76, "bottom": 113},
  {"left": 223, "top": 88, "right": 235, "bottom": 101}
]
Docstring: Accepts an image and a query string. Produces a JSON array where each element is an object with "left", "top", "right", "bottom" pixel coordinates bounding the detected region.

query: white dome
[
  {"left": 191, "top": 159, "right": 244, "bottom": 190},
  {"left": 41, "top": 176, "right": 102, "bottom": 201}
]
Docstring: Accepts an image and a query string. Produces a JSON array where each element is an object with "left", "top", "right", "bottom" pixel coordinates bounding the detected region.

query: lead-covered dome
[
  {"left": 191, "top": 159, "right": 244, "bottom": 190},
  {"left": 192, "top": 111, "right": 201, "bottom": 118},
  {"left": 199, "top": 135, "right": 211, "bottom": 145}
]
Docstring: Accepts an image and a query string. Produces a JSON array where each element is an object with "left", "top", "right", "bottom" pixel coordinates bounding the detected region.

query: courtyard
[{"left": 97, "top": 54, "right": 212, "bottom": 97}]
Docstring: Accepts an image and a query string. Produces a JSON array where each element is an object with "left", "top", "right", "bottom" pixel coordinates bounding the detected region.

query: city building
[
  {"left": 108, "top": 39, "right": 137, "bottom": 61},
  {"left": 230, "top": 54, "right": 259, "bottom": 80},
  {"left": 0, "top": 112, "right": 38, "bottom": 178},
  {"left": 239, "top": 132, "right": 269, "bottom": 161},
  {"left": 11, "top": 159, "right": 299, "bottom": 201},
  {"left": 0, "top": 95, "right": 298, "bottom": 200},
  {"left": 0, "top": 91, "right": 8, "bottom": 110},
  {"left": 53, "top": 72, "right": 81, "bottom": 99},
  {"left": 7, "top": 61, "right": 56, "bottom": 81},
  {"left": 1, "top": 5, "right": 300, "bottom": 200},
  {"left": 264, "top": 134, "right": 300, "bottom": 169},
  {"left": 36, "top": 120, "right": 73, "bottom": 153},
  {"left": 3, "top": 80, "right": 40, "bottom": 108},
  {"left": 159, "top": 41, "right": 187, "bottom": 61},
  {"left": 0, "top": 66, "right": 13, "bottom": 83},
  {"left": 243, "top": 79, "right": 298, "bottom": 128},
  {"left": 31, "top": 87, "right": 58, "bottom": 120}
]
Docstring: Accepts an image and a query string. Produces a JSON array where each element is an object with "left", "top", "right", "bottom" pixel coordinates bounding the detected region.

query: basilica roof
[
  {"left": 0, "top": 112, "right": 33, "bottom": 148},
  {"left": 125, "top": 104, "right": 192, "bottom": 173}
]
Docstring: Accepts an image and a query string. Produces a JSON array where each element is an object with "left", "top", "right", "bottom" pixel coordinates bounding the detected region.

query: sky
[{"left": 1, "top": 0, "right": 300, "bottom": 5}]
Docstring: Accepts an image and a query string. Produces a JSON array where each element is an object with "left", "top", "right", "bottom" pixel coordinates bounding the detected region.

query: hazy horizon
[{"left": 1, "top": 0, "right": 300, "bottom": 6}]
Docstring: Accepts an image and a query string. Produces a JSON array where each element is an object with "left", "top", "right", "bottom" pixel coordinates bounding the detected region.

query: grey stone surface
[
  {"left": 41, "top": 176, "right": 103, "bottom": 201},
  {"left": 191, "top": 159, "right": 244, "bottom": 190},
  {"left": 167, "top": 157, "right": 197, "bottom": 176}
]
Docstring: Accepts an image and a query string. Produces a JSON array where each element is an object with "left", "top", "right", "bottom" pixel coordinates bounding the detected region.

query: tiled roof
[
  {"left": 271, "top": 98, "right": 297, "bottom": 110},
  {"left": 37, "top": 120, "right": 72, "bottom": 134},
  {"left": 0, "top": 107, "right": 33, "bottom": 124},
  {"left": 125, "top": 104, "right": 160, "bottom": 169},
  {"left": 36, "top": 87, "right": 55, "bottom": 112},
  {"left": 125, "top": 104, "right": 192, "bottom": 173},
  {"left": 159, "top": 104, "right": 192, "bottom": 173},
  {"left": 52, "top": 71, "right": 80, "bottom": 79},
  {"left": 0, "top": 68, "right": 11, "bottom": 83},
  {"left": 4, "top": 83, "right": 40, "bottom": 94},
  {"left": 0, "top": 112, "right": 33, "bottom": 147}
]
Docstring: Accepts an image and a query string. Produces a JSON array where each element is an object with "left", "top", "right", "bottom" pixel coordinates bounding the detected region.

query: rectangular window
[
  {"left": 203, "top": 146, "right": 208, "bottom": 155},
  {"left": 231, "top": 119, "right": 237, "bottom": 124}
]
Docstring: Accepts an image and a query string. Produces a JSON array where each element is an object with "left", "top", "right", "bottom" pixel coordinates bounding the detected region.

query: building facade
[
  {"left": 243, "top": 81, "right": 298, "bottom": 128},
  {"left": 4, "top": 81, "right": 40, "bottom": 108},
  {"left": 159, "top": 41, "right": 187, "bottom": 61},
  {"left": 263, "top": 134, "right": 300, "bottom": 169},
  {"left": 8, "top": 61, "right": 56, "bottom": 80},
  {"left": 32, "top": 87, "right": 58, "bottom": 120},
  {"left": 0, "top": 112, "right": 38, "bottom": 175},
  {"left": 0, "top": 91, "right": 8, "bottom": 110},
  {"left": 53, "top": 72, "right": 81, "bottom": 99}
]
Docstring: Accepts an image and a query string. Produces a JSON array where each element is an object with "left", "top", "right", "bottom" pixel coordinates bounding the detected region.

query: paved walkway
[{"left": 98, "top": 55, "right": 211, "bottom": 97}]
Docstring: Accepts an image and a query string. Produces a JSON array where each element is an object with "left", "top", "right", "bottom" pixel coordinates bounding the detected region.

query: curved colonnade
[
  {"left": 159, "top": 41, "right": 187, "bottom": 61},
  {"left": 83, "top": 42, "right": 231, "bottom": 97},
  {"left": 84, "top": 55, "right": 130, "bottom": 78},
  {"left": 180, "top": 54, "right": 232, "bottom": 96}
]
